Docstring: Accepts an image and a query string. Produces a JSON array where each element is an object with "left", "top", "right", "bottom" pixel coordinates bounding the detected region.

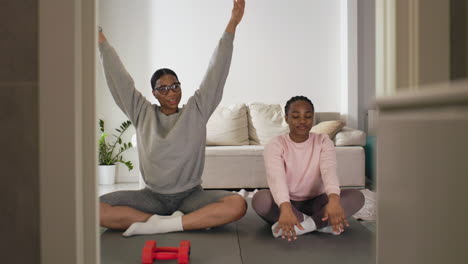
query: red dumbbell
[{"left": 142, "top": 240, "right": 191, "bottom": 264}]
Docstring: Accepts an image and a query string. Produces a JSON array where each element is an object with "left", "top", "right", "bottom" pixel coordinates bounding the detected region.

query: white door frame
[
  {"left": 376, "top": 0, "right": 450, "bottom": 96},
  {"left": 39, "top": 0, "right": 98, "bottom": 263},
  {"left": 375, "top": 0, "right": 396, "bottom": 97},
  {"left": 340, "top": 0, "right": 359, "bottom": 128}
]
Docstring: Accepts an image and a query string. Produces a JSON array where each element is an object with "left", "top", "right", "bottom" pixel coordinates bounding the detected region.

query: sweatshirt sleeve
[
  {"left": 99, "top": 41, "right": 151, "bottom": 127},
  {"left": 319, "top": 135, "right": 341, "bottom": 196},
  {"left": 264, "top": 138, "right": 290, "bottom": 206},
  {"left": 192, "top": 32, "right": 234, "bottom": 122}
]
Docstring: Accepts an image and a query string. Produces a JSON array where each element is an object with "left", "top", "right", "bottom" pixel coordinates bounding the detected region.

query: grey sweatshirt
[{"left": 99, "top": 32, "right": 234, "bottom": 194}]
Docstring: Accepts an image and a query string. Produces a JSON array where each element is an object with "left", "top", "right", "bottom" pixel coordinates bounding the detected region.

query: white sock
[
  {"left": 317, "top": 225, "right": 342, "bottom": 235},
  {"left": 238, "top": 189, "right": 247, "bottom": 197},
  {"left": 271, "top": 214, "right": 317, "bottom": 238},
  {"left": 122, "top": 211, "right": 184, "bottom": 237}
]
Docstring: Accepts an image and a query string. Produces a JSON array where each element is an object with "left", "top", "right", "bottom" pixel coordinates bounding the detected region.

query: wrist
[
  {"left": 328, "top": 193, "right": 340, "bottom": 202},
  {"left": 98, "top": 32, "right": 106, "bottom": 45},
  {"left": 279, "top": 202, "right": 292, "bottom": 212},
  {"left": 229, "top": 18, "right": 239, "bottom": 26},
  {"left": 225, "top": 22, "right": 237, "bottom": 34},
  {"left": 226, "top": 19, "right": 239, "bottom": 31}
]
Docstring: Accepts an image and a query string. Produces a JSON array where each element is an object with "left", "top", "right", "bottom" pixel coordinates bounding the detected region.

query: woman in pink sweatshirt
[{"left": 252, "top": 96, "right": 364, "bottom": 242}]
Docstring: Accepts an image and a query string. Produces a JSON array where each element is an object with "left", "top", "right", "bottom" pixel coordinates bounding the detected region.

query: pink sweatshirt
[{"left": 263, "top": 133, "right": 341, "bottom": 206}]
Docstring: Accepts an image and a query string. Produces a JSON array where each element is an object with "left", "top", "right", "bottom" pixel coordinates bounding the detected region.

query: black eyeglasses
[{"left": 154, "top": 82, "right": 181, "bottom": 95}]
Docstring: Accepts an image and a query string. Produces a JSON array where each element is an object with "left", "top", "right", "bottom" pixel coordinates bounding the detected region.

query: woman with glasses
[
  {"left": 252, "top": 96, "right": 365, "bottom": 242},
  {"left": 98, "top": 0, "right": 246, "bottom": 236}
]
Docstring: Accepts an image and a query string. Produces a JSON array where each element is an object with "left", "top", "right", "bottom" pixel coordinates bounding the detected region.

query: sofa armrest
[{"left": 334, "top": 127, "right": 367, "bottom": 146}]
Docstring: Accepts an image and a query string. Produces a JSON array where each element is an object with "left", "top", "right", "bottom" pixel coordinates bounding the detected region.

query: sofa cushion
[
  {"left": 314, "top": 112, "right": 342, "bottom": 124},
  {"left": 206, "top": 104, "right": 249, "bottom": 146},
  {"left": 310, "top": 120, "right": 345, "bottom": 139},
  {"left": 334, "top": 126, "right": 367, "bottom": 146},
  {"left": 201, "top": 145, "right": 365, "bottom": 188},
  {"left": 247, "top": 103, "right": 289, "bottom": 145},
  {"left": 205, "top": 145, "right": 265, "bottom": 156}
]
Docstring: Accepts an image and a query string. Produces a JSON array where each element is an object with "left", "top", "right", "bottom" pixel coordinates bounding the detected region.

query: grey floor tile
[
  {"left": 359, "top": 220, "right": 376, "bottom": 233},
  {"left": 101, "top": 198, "right": 376, "bottom": 264},
  {"left": 101, "top": 223, "right": 242, "bottom": 264},
  {"left": 237, "top": 200, "right": 376, "bottom": 264}
]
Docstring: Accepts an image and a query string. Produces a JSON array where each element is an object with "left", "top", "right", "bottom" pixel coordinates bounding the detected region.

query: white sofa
[{"left": 201, "top": 103, "right": 367, "bottom": 189}]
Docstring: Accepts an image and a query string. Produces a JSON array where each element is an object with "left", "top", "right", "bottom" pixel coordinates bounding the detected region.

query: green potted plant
[{"left": 98, "top": 119, "right": 134, "bottom": 184}]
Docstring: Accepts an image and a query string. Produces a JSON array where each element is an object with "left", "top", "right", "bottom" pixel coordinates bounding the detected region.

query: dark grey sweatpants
[{"left": 100, "top": 185, "right": 236, "bottom": 215}]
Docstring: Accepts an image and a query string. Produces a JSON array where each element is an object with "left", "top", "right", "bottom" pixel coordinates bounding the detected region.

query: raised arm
[
  {"left": 226, "top": 0, "right": 245, "bottom": 34},
  {"left": 98, "top": 30, "right": 151, "bottom": 126},
  {"left": 192, "top": 0, "right": 245, "bottom": 121}
]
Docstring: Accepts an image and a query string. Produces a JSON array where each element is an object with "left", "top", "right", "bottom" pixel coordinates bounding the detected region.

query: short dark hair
[
  {"left": 284, "top": 96, "right": 314, "bottom": 115},
  {"left": 150, "top": 68, "right": 179, "bottom": 90}
]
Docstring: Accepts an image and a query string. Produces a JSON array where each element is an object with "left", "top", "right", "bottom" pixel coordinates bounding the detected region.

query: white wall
[
  {"left": 97, "top": 0, "right": 151, "bottom": 182},
  {"left": 149, "top": 0, "right": 343, "bottom": 109},
  {"left": 97, "top": 0, "right": 348, "bottom": 182}
]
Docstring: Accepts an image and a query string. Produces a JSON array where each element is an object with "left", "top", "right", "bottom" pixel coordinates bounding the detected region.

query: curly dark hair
[
  {"left": 284, "top": 96, "right": 314, "bottom": 115},
  {"left": 150, "top": 68, "right": 179, "bottom": 90}
]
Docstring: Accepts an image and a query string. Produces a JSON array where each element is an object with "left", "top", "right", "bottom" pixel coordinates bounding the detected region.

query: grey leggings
[{"left": 252, "top": 189, "right": 364, "bottom": 229}]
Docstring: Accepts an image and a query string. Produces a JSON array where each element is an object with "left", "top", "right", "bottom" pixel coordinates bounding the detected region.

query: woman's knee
[
  {"left": 224, "top": 195, "right": 247, "bottom": 220},
  {"left": 99, "top": 202, "right": 113, "bottom": 226}
]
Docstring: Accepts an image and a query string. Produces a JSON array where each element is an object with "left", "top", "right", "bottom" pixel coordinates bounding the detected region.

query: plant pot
[{"left": 98, "top": 164, "right": 116, "bottom": 185}]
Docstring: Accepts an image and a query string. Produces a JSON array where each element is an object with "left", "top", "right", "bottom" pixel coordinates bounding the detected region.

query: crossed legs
[
  {"left": 100, "top": 187, "right": 247, "bottom": 233},
  {"left": 252, "top": 189, "right": 364, "bottom": 229}
]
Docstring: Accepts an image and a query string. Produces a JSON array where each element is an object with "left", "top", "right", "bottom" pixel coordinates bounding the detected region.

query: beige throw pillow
[
  {"left": 206, "top": 104, "right": 249, "bottom": 146},
  {"left": 335, "top": 126, "right": 367, "bottom": 146},
  {"left": 311, "top": 120, "right": 345, "bottom": 140},
  {"left": 247, "top": 103, "right": 290, "bottom": 145}
]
